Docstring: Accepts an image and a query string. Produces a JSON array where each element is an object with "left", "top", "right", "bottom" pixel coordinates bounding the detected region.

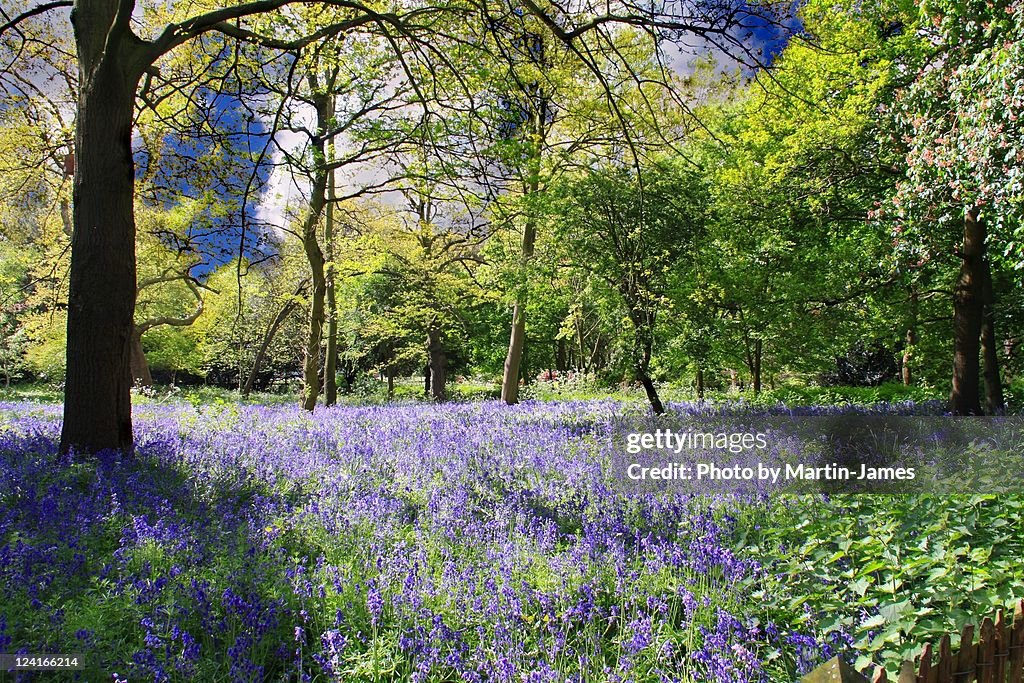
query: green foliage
[
  {"left": 744, "top": 494, "right": 1024, "bottom": 675},
  {"left": 886, "top": 0, "right": 1024, "bottom": 267}
]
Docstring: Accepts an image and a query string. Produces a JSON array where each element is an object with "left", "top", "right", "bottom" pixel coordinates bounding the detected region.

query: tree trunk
[
  {"left": 638, "top": 369, "right": 665, "bottom": 414},
  {"left": 424, "top": 364, "right": 431, "bottom": 397},
  {"left": 742, "top": 327, "right": 760, "bottom": 394},
  {"left": 324, "top": 138, "right": 338, "bottom": 407},
  {"left": 301, "top": 235, "right": 326, "bottom": 412},
  {"left": 950, "top": 207, "right": 985, "bottom": 415},
  {"left": 242, "top": 278, "right": 308, "bottom": 398},
  {"left": 981, "top": 260, "right": 1004, "bottom": 414},
  {"left": 299, "top": 91, "right": 333, "bottom": 412},
  {"left": 628, "top": 306, "right": 663, "bottom": 414},
  {"left": 575, "top": 317, "right": 587, "bottom": 372},
  {"left": 386, "top": 366, "right": 395, "bottom": 401},
  {"left": 61, "top": 10, "right": 147, "bottom": 456},
  {"left": 902, "top": 289, "right": 918, "bottom": 386},
  {"left": 752, "top": 338, "right": 762, "bottom": 396},
  {"left": 501, "top": 98, "right": 544, "bottom": 406},
  {"left": 501, "top": 273, "right": 530, "bottom": 404},
  {"left": 427, "top": 327, "right": 447, "bottom": 401},
  {"left": 129, "top": 327, "right": 152, "bottom": 387},
  {"left": 695, "top": 367, "right": 704, "bottom": 400},
  {"left": 556, "top": 338, "right": 566, "bottom": 372}
]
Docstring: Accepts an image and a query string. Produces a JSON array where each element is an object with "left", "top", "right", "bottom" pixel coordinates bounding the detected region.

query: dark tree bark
[
  {"left": 950, "top": 207, "right": 985, "bottom": 415},
  {"left": 423, "top": 364, "right": 431, "bottom": 396},
  {"left": 637, "top": 369, "right": 665, "bottom": 414},
  {"left": 902, "top": 289, "right": 918, "bottom": 386},
  {"left": 427, "top": 326, "right": 447, "bottom": 402},
  {"left": 695, "top": 367, "right": 704, "bottom": 400},
  {"left": 752, "top": 338, "right": 762, "bottom": 396},
  {"left": 741, "top": 326, "right": 762, "bottom": 396},
  {"left": 981, "top": 261, "right": 1004, "bottom": 414},
  {"left": 60, "top": 2, "right": 149, "bottom": 455},
  {"left": 628, "top": 306, "right": 664, "bottom": 414},
  {"left": 555, "top": 338, "right": 566, "bottom": 372},
  {"left": 386, "top": 365, "right": 395, "bottom": 400}
]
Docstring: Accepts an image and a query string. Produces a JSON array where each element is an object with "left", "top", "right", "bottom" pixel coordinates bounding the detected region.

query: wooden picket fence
[{"left": 803, "top": 600, "right": 1024, "bottom": 683}]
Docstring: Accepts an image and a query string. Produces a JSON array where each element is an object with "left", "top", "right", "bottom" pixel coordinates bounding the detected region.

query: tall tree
[
  {"left": 550, "top": 158, "right": 705, "bottom": 413},
  {"left": 885, "top": 0, "right": 1023, "bottom": 414}
]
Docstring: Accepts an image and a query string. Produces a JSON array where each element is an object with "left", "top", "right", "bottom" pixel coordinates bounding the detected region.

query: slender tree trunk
[
  {"left": 299, "top": 91, "right": 334, "bottom": 412},
  {"left": 1004, "top": 336, "right": 1017, "bottom": 385},
  {"left": 902, "top": 289, "right": 918, "bottom": 386},
  {"left": 242, "top": 278, "right": 308, "bottom": 398},
  {"left": 129, "top": 327, "right": 152, "bottom": 387},
  {"left": 981, "top": 261, "right": 1004, "bottom": 414},
  {"left": 752, "top": 338, "right": 762, "bottom": 396},
  {"left": 629, "top": 307, "right": 664, "bottom": 414},
  {"left": 427, "top": 327, "right": 447, "bottom": 401},
  {"left": 501, "top": 99, "right": 544, "bottom": 405},
  {"left": 575, "top": 317, "right": 587, "bottom": 372},
  {"left": 302, "top": 234, "right": 327, "bottom": 411},
  {"left": 386, "top": 366, "right": 395, "bottom": 400},
  {"left": 61, "top": 11, "right": 147, "bottom": 455},
  {"left": 695, "top": 367, "right": 704, "bottom": 400},
  {"left": 324, "top": 138, "right": 338, "bottom": 407},
  {"left": 950, "top": 207, "right": 985, "bottom": 415},
  {"left": 637, "top": 370, "right": 665, "bottom": 414},
  {"left": 501, "top": 222, "right": 534, "bottom": 404}
]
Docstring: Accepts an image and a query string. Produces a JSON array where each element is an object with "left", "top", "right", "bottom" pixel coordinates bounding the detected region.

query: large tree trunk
[
  {"left": 427, "top": 327, "right": 447, "bottom": 402},
  {"left": 61, "top": 8, "right": 147, "bottom": 456},
  {"left": 324, "top": 140, "right": 338, "bottom": 407},
  {"left": 981, "top": 260, "right": 1004, "bottom": 414},
  {"left": 950, "top": 207, "right": 985, "bottom": 415},
  {"left": 129, "top": 327, "right": 152, "bottom": 387}
]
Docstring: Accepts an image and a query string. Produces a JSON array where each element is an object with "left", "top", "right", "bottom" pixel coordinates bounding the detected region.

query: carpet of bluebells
[{"left": 0, "top": 398, "right": 1019, "bottom": 682}]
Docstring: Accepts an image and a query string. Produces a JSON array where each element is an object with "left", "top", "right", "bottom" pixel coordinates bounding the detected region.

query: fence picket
[
  {"left": 802, "top": 604, "right": 1024, "bottom": 683},
  {"left": 979, "top": 618, "right": 996, "bottom": 683},
  {"left": 1011, "top": 600, "right": 1024, "bottom": 683},
  {"left": 939, "top": 634, "right": 953, "bottom": 682},
  {"left": 955, "top": 624, "right": 976, "bottom": 683}
]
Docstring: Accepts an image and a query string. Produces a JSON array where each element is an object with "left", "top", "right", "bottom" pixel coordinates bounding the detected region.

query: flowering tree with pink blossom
[{"left": 886, "top": 0, "right": 1023, "bottom": 414}]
